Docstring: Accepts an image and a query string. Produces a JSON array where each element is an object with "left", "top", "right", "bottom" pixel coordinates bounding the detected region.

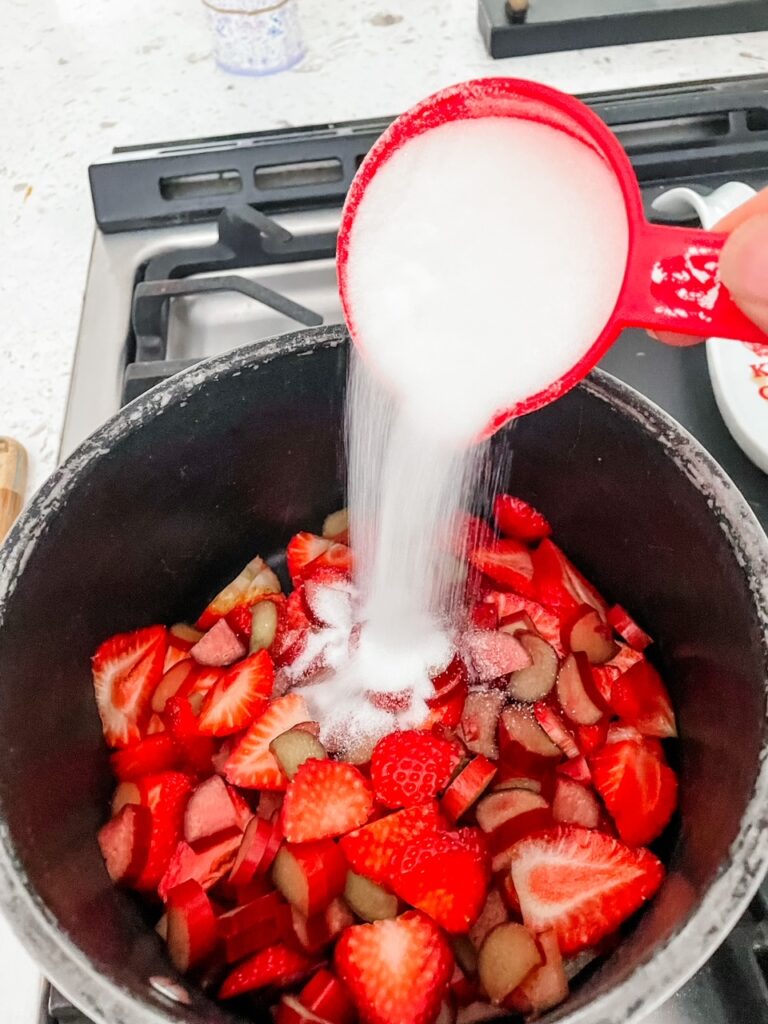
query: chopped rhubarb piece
[
  {"left": 223, "top": 905, "right": 293, "bottom": 964},
  {"left": 370, "top": 730, "right": 460, "bottom": 809},
  {"left": 556, "top": 755, "right": 592, "bottom": 785},
  {"left": 151, "top": 660, "right": 198, "bottom": 714},
  {"left": 509, "top": 826, "right": 665, "bottom": 954},
  {"left": 506, "top": 631, "right": 558, "bottom": 702},
  {"left": 442, "top": 756, "right": 497, "bottom": 823},
  {"left": 158, "top": 831, "right": 241, "bottom": 902},
  {"left": 184, "top": 775, "right": 241, "bottom": 846},
  {"left": 273, "top": 840, "right": 348, "bottom": 917},
  {"left": 478, "top": 923, "right": 542, "bottom": 1004},
  {"left": 111, "top": 780, "right": 140, "bottom": 816},
  {"left": 506, "top": 928, "right": 569, "bottom": 1015},
  {"left": 296, "top": 968, "right": 357, "bottom": 1024},
  {"left": 450, "top": 962, "right": 479, "bottom": 1006},
  {"left": 271, "top": 727, "right": 328, "bottom": 780},
  {"left": 289, "top": 898, "right": 355, "bottom": 954},
  {"left": 219, "top": 942, "right": 318, "bottom": 1000},
  {"left": 468, "top": 539, "right": 535, "bottom": 595},
  {"left": 468, "top": 889, "right": 509, "bottom": 951},
  {"left": 497, "top": 705, "right": 562, "bottom": 784},
  {"left": 197, "top": 555, "right": 281, "bottom": 631},
  {"left": 487, "top": 807, "right": 554, "bottom": 873},
  {"left": 459, "top": 691, "right": 506, "bottom": 760},
  {"left": 97, "top": 804, "right": 150, "bottom": 885},
  {"left": 488, "top": 591, "right": 564, "bottom": 654},
  {"left": 424, "top": 676, "right": 469, "bottom": 730},
  {"left": 282, "top": 759, "right": 373, "bottom": 842},
  {"left": 190, "top": 619, "right": 247, "bottom": 668},
  {"left": 250, "top": 598, "right": 280, "bottom": 654},
  {"left": 165, "top": 879, "right": 218, "bottom": 972},
  {"left": 334, "top": 912, "right": 453, "bottom": 1024},
  {"left": 224, "top": 694, "right": 310, "bottom": 790},
  {"left": 552, "top": 777, "right": 601, "bottom": 829},
  {"left": 562, "top": 605, "right": 618, "bottom": 665},
  {"left": 493, "top": 494, "right": 552, "bottom": 543},
  {"left": 556, "top": 653, "right": 605, "bottom": 726},
  {"left": 607, "top": 604, "right": 653, "bottom": 652},
  {"left": 477, "top": 789, "right": 549, "bottom": 834},
  {"left": 322, "top": 508, "right": 350, "bottom": 540},
  {"left": 431, "top": 656, "right": 470, "bottom": 701},
  {"left": 92, "top": 625, "right": 167, "bottom": 748},
  {"left": 456, "top": 1003, "right": 507, "bottom": 1024},
  {"left": 533, "top": 704, "right": 579, "bottom": 759},
  {"left": 258, "top": 789, "right": 285, "bottom": 821},
  {"left": 496, "top": 611, "right": 535, "bottom": 638},
  {"left": 218, "top": 890, "right": 286, "bottom": 938},
  {"left": 344, "top": 871, "right": 399, "bottom": 922},
  {"left": 229, "top": 815, "right": 283, "bottom": 886},
  {"left": 197, "top": 649, "right": 273, "bottom": 736},
  {"left": 462, "top": 629, "right": 531, "bottom": 682},
  {"left": 608, "top": 660, "right": 677, "bottom": 738}
]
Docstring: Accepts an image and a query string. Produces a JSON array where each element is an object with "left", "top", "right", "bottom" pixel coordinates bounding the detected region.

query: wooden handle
[{"left": 0, "top": 437, "right": 27, "bottom": 542}]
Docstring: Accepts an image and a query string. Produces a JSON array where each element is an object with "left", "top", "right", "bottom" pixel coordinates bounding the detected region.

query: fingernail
[{"left": 720, "top": 213, "right": 768, "bottom": 305}]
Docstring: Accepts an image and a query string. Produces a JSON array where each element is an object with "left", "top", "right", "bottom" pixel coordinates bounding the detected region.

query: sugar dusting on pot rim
[{"left": 0, "top": 323, "right": 766, "bottom": 1024}]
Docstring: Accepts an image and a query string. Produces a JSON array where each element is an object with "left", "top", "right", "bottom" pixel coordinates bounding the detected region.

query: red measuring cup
[{"left": 337, "top": 77, "right": 767, "bottom": 433}]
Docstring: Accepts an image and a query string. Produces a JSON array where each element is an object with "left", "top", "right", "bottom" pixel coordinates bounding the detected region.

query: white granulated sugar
[
  {"left": 345, "top": 117, "right": 629, "bottom": 443},
  {"left": 298, "top": 116, "right": 628, "bottom": 749}
]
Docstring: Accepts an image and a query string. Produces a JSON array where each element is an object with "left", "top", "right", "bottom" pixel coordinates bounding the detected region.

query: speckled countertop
[{"left": 1, "top": 0, "right": 768, "bottom": 1013}]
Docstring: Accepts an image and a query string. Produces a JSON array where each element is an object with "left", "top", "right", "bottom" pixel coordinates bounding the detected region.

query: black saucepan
[{"left": 1, "top": 325, "right": 768, "bottom": 1024}]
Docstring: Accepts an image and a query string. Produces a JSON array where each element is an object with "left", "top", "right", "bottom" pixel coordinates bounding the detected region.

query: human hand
[{"left": 655, "top": 187, "right": 768, "bottom": 345}]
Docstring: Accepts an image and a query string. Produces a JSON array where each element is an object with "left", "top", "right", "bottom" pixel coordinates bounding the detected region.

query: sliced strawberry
[
  {"left": 606, "top": 604, "right": 653, "bottom": 652},
  {"left": 391, "top": 828, "right": 490, "bottom": 933},
  {"left": 282, "top": 759, "right": 373, "bottom": 842},
  {"left": 224, "top": 694, "right": 310, "bottom": 790},
  {"left": 165, "top": 879, "right": 218, "bottom": 972},
  {"left": 493, "top": 495, "right": 552, "bottom": 544},
  {"left": 470, "top": 603, "right": 498, "bottom": 631},
  {"left": 190, "top": 619, "right": 246, "bottom": 668},
  {"left": 335, "top": 911, "right": 453, "bottom": 1024},
  {"left": 574, "top": 719, "right": 609, "bottom": 757},
  {"left": 272, "top": 589, "right": 314, "bottom": 668},
  {"left": 287, "top": 532, "right": 352, "bottom": 584},
  {"left": 552, "top": 777, "right": 601, "bottom": 829},
  {"left": 340, "top": 801, "right": 445, "bottom": 886},
  {"left": 295, "top": 968, "right": 357, "bottom": 1024},
  {"left": 225, "top": 602, "right": 255, "bottom": 644},
  {"left": 97, "top": 804, "right": 151, "bottom": 884},
  {"left": 486, "top": 592, "right": 564, "bottom": 655},
  {"left": 158, "top": 831, "right": 241, "bottom": 901},
  {"left": 229, "top": 814, "right": 284, "bottom": 886},
  {"left": 533, "top": 704, "right": 579, "bottom": 759},
  {"left": 590, "top": 739, "right": 678, "bottom": 846},
  {"left": 442, "top": 756, "right": 497, "bottom": 823},
  {"left": 289, "top": 898, "right": 355, "bottom": 955},
  {"left": 463, "top": 630, "right": 531, "bottom": 682},
  {"left": 607, "top": 660, "right": 677, "bottom": 738},
  {"left": 152, "top": 660, "right": 198, "bottom": 715},
  {"left": 459, "top": 691, "right": 506, "bottom": 760},
  {"left": 109, "top": 733, "right": 179, "bottom": 781},
  {"left": 273, "top": 839, "right": 348, "bottom": 917},
  {"left": 425, "top": 677, "right": 469, "bottom": 731},
  {"left": 468, "top": 539, "right": 535, "bottom": 595},
  {"left": 370, "top": 730, "right": 460, "bottom": 809},
  {"left": 197, "top": 555, "right": 281, "bottom": 631},
  {"left": 197, "top": 649, "right": 274, "bottom": 737},
  {"left": 162, "top": 695, "right": 216, "bottom": 776},
  {"left": 303, "top": 571, "right": 354, "bottom": 628},
  {"left": 131, "top": 771, "right": 194, "bottom": 892},
  {"left": 532, "top": 540, "right": 608, "bottom": 620},
  {"left": 92, "top": 625, "right": 167, "bottom": 748},
  {"left": 509, "top": 825, "right": 665, "bottom": 953},
  {"left": 453, "top": 513, "right": 497, "bottom": 558},
  {"left": 431, "top": 656, "right": 469, "bottom": 702},
  {"left": 219, "top": 942, "right": 319, "bottom": 1000},
  {"left": 487, "top": 809, "right": 555, "bottom": 874}
]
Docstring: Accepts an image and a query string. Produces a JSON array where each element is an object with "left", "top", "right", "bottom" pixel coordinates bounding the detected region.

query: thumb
[{"left": 719, "top": 213, "right": 768, "bottom": 335}]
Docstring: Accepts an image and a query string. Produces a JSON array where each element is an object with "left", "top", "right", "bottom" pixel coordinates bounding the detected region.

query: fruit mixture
[{"left": 93, "top": 496, "right": 678, "bottom": 1024}]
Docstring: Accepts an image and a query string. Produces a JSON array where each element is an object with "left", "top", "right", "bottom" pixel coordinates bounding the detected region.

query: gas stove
[{"left": 43, "top": 75, "right": 768, "bottom": 1022}]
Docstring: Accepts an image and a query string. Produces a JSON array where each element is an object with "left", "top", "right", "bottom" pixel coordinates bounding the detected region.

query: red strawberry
[
  {"left": 340, "top": 801, "right": 445, "bottom": 886},
  {"left": 92, "top": 625, "right": 167, "bottom": 748},
  {"left": 423, "top": 679, "right": 469, "bottom": 730},
  {"left": 225, "top": 603, "right": 255, "bottom": 644},
  {"left": 370, "top": 730, "right": 461, "bottom": 809},
  {"left": 590, "top": 740, "right": 678, "bottom": 847},
  {"left": 485, "top": 591, "right": 564, "bottom": 654},
  {"left": 468, "top": 540, "right": 535, "bottom": 596},
  {"left": 110, "top": 733, "right": 180, "bottom": 781},
  {"left": 606, "top": 604, "right": 653, "bottom": 652},
  {"left": 509, "top": 825, "right": 665, "bottom": 953},
  {"left": 282, "top": 759, "right": 374, "bottom": 842},
  {"left": 224, "top": 694, "right": 310, "bottom": 790},
  {"left": 162, "top": 695, "right": 216, "bottom": 776},
  {"left": 391, "top": 829, "right": 490, "bottom": 933},
  {"left": 272, "top": 589, "right": 314, "bottom": 668},
  {"left": 493, "top": 495, "right": 552, "bottom": 543},
  {"left": 532, "top": 540, "right": 607, "bottom": 620},
  {"left": 334, "top": 911, "right": 453, "bottom": 1024},
  {"left": 219, "top": 942, "right": 319, "bottom": 1000},
  {"left": 158, "top": 831, "right": 241, "bottom": 902},
  {"left": 197, "top": 554, "right": 281, "bottom": 631},
  {"left": 197, "top": 649, "right": 274, "bottom": 737},
  {"left": 134, "top": 771, "right": 194, "bottom": 892},
  {"left": 287, "top": 533, "right": 353, "bottom": 584},
  {"left": 607, "top": 660, "right": 677, "bottom": 739}
]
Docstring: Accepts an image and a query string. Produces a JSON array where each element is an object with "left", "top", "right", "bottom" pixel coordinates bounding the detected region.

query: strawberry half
[
  {"left": 224, "top": 694, "right": 310, "bottom": 790},
  {"left": 197, "top": 649, "right": 274, "bottom": 737},
  {"left": 134, "top": 770, "right": 195, "bottom": 892},
  {"left": 334, "top": 911, "right": 453, "bottom": 1024},
  {"left": 509, "top": 825, "right": 665, "bottom": 954},
  {"left": 340, "top": 801, "right": 445, "bottom": 886},
  {"left": 109, "top": 733, "right": 180, "bottom": 781},
  {"left": 468, "top": 539, "right": 535, "bottom": 596},
  {"left": 272, "top": 589, "right": 314, "bottom": 668},
  {"left": 607, "top": 660, "right": 677, "bottom": 739},
  {"left": 590, "top": 739, "right": 678, "bottom": 847},
  {"left": 196, "top": 554, "right": 281, "bottom": 631},
  {"left": 282, "top": 759, "right": 374, "bottom": 842},
  {"left": 92, "top": 625, "right": 167, "bottom": 748},
  {"left": 493, "top": 495, "right": 552, "bottom": 544},
  {"left": 391, "top": 828, "right": 490, "bottom": 933},
  {"left": 370, "top": 730, "right": 461, "bottom": 809},
  {"left": 219, "top": 941, "right": 319, "bottom": 1000},
  {"left": 287, "top": 533, "right": 353, "bottom": 584}
]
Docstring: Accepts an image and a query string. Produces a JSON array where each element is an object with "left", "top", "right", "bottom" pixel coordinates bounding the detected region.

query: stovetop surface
[{"left": 47, "top": 74, "right": 768, "bottom": 1023}]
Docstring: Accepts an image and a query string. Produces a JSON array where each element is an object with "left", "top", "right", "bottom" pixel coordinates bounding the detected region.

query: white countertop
[{"left": 1, "top": 0, "right": 768, "bottom": 1016}]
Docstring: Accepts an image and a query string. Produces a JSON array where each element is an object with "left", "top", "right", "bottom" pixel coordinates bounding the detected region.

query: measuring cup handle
[{"left": 619, "top": 223, "right": 767, "bottom": 344}]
